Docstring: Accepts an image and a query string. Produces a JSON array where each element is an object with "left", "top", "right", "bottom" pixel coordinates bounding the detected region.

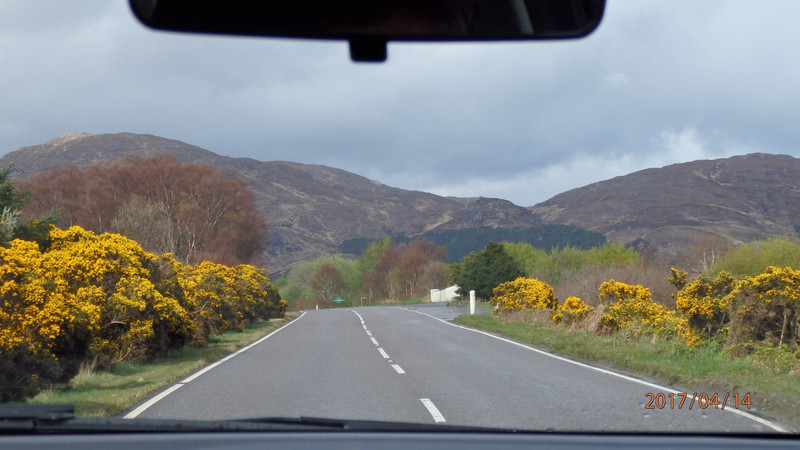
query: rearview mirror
[{"left": 129, "top": 0, "right": 605, "bottom": 62}]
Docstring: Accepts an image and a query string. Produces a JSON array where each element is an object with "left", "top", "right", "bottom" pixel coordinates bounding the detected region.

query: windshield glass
[{"left": 1, "top": 0, "right": 798, "bottom": 434}]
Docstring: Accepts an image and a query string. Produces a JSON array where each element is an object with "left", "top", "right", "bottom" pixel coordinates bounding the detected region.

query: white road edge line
[
  {"left": 122, "top": 311, "right": 308, "bottom": 419},
  {"left": 123, "top": 383, "right": 183, "bottom": 419},
  {"left": 420, "top": 398, "right": 446, "bottom": 423},
  {"left": 181, "top": 361, "right": 223, "bottom": 384},
  {"left": 391, "top": 364, "right": 406, "bottom": 374},
  {"left": 370, "top": 337, "right": 380, "bottom": 346},
  {"left": 378, "top": 347, "right": 390, "bottom": 359},
  {"left": 401, "top": 308, "right": 789, "bottom": 433}
]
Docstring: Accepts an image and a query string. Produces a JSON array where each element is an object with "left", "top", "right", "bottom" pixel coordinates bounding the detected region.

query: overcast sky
[{"left": 2, "top": 1, "right": 799, "bottom": 206}]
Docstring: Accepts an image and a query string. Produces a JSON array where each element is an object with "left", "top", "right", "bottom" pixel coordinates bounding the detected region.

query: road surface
[{"left": 124, "top": 304, "right": 785, "bottom": 432}]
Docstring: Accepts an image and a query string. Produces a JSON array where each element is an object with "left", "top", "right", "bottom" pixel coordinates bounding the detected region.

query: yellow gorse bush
[
  {"left": 43, "top": 226, "right": 193, "bottom": 364},
  {"left": 671, "top": 266, "right": 800, "bottom": 347},
  {"left": 491, "top": 276, "right": 557, "bottom": 315},
  {"left": 179, "top": 261, "right": 286, "bottom": 341},
  {"left": 0, "top": 225, "right": 285, "bottom": 401},
  {"left": 674, "top": 271, "right": 734, "bottom": 342},
  {"left": 740, "top": 266, "right": 800, "bottom": 304},
  {"left": 0, "top": 239, "right": 64, "bottom": 352},
  {"left": 728, "top": 266, "right": 800, "bottom": 348},
  {"left": 551, "top": 296, "right": 593, "bottom": 325},
  {"left": 598, "top": 280, "right": 681, "bottom": 336}
]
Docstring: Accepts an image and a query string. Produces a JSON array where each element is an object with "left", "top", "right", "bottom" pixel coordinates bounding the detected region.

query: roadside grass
[
  {"left": 29, "top": 313, "right": 298, "bottom": 417},
  {"left": 453, "top": 313, "right": 800, "bottom": 431},
  {"left": 361, "top": 297, "right": 424, "bottom": 307}
]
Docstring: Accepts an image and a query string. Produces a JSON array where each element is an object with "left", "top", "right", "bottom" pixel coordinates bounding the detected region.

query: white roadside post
[{"left": 469, "top": 290, "right": 476, "bottom": 315}]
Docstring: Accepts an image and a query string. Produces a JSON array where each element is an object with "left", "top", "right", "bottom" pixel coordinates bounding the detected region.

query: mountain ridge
[
  {"left": 529, "top": 152, "right": 800, "bottom": 265},
  {"left": 4, "top": 133, "right": 799, "bottom": 272},
  {"left": 0, "top": 133, "right": 543, "bottom": 272}
]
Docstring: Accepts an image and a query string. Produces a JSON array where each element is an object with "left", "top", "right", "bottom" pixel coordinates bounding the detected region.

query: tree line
[
  {"left": 278, "top": 237, "right": 451, "bottom": 309},
  {"left": 18, "top": 155, "right": 266, "bottom": 266},
  {"left": 280, "top": 236, "right": 635, "bottom": 310}
]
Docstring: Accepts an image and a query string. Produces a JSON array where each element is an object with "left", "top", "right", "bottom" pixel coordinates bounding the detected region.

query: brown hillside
[{"left": 530, "top": 153, "right": 800, "bottom": 266}]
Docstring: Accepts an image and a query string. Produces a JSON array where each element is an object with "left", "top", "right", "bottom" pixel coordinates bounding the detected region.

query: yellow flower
[
  {"left": 552, "top": 296, "right": 593, "bottom": 325},
  {"left": 491, "top": 277, "right": 556, "bottom": 315}
]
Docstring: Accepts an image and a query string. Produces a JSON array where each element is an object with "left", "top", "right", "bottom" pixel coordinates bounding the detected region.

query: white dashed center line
[
  {"left": 420, "top": 398, "right": 446, "bottom": 423},
  {"left": 351, "top": 310, "right": 451, "bottom": 424},
  {"left": 352, "top": 310, "right": 406, "bottom": 375}
]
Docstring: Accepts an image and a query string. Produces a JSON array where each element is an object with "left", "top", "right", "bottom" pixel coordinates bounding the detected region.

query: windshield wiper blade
[
  {"left": 0, "top": 405, "right": 467, "bottom": 434},
  {"left": 235, "top": 416, "right": 509, "bottom": 433},
  {"left": 0, "top": 405, "right": 329, "bottom": 433},
  {"left": 0, "top": 404, "right": 75, "bottom": 432},
  {"left": 0, "top": 405, "right": 505, "bottom": 434}
]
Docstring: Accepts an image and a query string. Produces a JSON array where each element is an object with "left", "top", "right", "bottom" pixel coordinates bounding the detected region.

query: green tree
[
  {"left": 279, "top": 255, "right": 358, "bottom": 307},
  {"left": 0, "top": 165, "right": 57, "bottom": 248},
  {"left": 359, "top": 238, "right": 396, "bottom": 301},
  {"left": 451, "top": 242, "right": 524, "bottom": 300},
  {"left": 0, "top": 166, "right": 30, "bottom": 211},
  {"left": 708, "top": 236, "right": 800, "bottom": 278},
  {"left": 502, "top": 242, "right": 549, "bottom": 277}
]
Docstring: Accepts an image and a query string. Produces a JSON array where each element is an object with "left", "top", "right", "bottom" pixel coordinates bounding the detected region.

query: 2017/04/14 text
[{"left": 644, "top": 392, "right": 752, "bottom": 410}]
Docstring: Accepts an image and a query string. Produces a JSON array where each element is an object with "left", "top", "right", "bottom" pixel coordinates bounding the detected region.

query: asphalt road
[{"left": 124, "top": 304, "right": 785, "bottom": 432}]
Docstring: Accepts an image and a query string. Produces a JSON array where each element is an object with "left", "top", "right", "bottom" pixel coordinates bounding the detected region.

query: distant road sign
[{"left": 333, "top": 297, "right": 345, "bottom": 304}]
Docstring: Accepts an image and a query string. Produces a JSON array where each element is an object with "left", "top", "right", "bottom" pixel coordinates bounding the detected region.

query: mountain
[
  {"left": 7, "top": 133, "right": 799, "bottom": 273},
  {"left": 0, "top": 133, "right": 543, "bottom": 273},
  {"left": 530, "top": 153, "right": 800, "bottom": 265}
]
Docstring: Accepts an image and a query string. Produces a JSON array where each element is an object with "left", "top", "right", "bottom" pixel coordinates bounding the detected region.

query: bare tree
[{"left": 309, "top": 263, "right": 344, "bottom": 303}]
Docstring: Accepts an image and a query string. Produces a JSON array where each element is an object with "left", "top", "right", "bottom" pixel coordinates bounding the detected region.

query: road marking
[
  {"left": 352, "top": 310, "right": 408, "bottom": 374},
  {"left": 182, "top": 361, "right": 223, "bottom": 383},
  {"left": 420, "top": 398, "right": 446, "bottom": 423},
  {"left": 123, "top": 383, "right": 184, "bottom": 419},
  {"left": 401, "top": 307, "right": 788, "bottom": 433},
  {"left": 122, "top": 311, "right": 308, "bottom": 419}
]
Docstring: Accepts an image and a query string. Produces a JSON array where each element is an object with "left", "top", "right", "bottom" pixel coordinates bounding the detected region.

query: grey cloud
[{"left": 3, "top": 1, "right": 800, "bottom": 206}]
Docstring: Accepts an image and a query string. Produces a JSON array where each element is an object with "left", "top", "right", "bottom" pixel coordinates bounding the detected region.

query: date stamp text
[{"left": 644, "top": 392, "right": 751, "bottom": 410}]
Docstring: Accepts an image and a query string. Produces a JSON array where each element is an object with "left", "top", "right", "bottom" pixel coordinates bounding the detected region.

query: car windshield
[{"left": 1, "top": 0, "right": 798, "bottom": 435}]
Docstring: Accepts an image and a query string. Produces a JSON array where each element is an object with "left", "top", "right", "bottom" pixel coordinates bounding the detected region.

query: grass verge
[
  {"left": 29, "top": 313, "right": 299, "bottom": 417},
  {"left": 453, "top": 313, "right": 800, "bottom": 431}
]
